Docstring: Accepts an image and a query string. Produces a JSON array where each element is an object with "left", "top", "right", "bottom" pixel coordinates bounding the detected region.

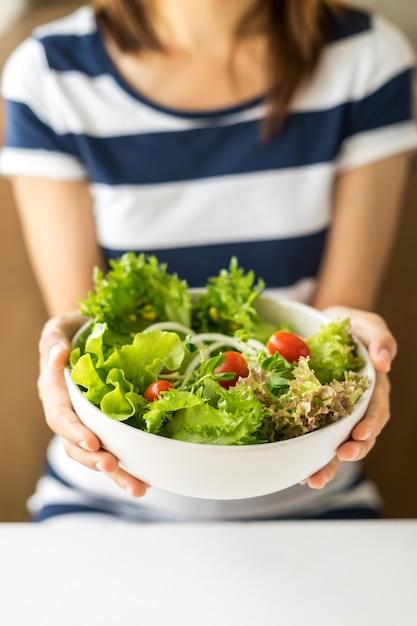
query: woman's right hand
[{"left": 38, "top": 312, "right": 150, "bottom": 497}]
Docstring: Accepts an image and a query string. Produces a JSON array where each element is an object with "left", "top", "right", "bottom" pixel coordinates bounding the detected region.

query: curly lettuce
[
  {"left": 248, "top": 357, "right": 369, "bottom": 443},
  {"left": 160, "top": 384, "right": 265, "bottom": 445},
  {"left": 306, "top": 318, "right": 366, "bottom": 383},
  {"left": 79, "top": 253, "right": 191, "bottom": 337},
  {"left": 191, "top": 257, "right": 276, "bottom": 342}
]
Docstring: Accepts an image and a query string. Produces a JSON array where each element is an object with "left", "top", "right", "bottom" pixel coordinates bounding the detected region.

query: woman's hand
[
  {"left": 38, "top": 312, "right": 150, "bottom": 497},
  {"left": 304, "top": 307, "right": 396, "bottom": 489}
]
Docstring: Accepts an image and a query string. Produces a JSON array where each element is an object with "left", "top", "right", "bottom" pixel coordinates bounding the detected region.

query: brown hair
[{"left": 93, "top": 0, "right": 343, "bottom": 134}]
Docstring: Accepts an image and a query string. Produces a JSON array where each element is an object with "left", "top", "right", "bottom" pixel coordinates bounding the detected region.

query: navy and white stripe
[{"left": 1, "top": 6, "right": 416, "bottom": 289}]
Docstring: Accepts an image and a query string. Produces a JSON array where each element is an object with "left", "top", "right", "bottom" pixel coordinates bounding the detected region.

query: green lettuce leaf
[
  {"left": 70, "top": 326, "right": 186, "bottom": 421},
  {"left": 191, "top": 257, "right": 276, "bottom": 342},
  {"left": 70, "top": 352, "right": 111, "bottom": 405},
  {"left": 103, "top": 329, "right": 185, "bottom": 391},
  {"left": 79, "top": 253, "right": 191, "bottom": 336},
  {"left": 306, "top": 318, "right": 365, "bottom": 383},
  {"left": 142, "top": 389, "right": 202, "bottom": 434},
  {"left": 160, "top": 384, "right": 265, "bottom": 445},
  {"left": 101, "top": 368, "right": 146, "bottom": 421}
]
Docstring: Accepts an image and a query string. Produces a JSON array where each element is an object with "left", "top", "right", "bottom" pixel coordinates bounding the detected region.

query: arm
[
  {"left": 12, "top": 177, "right": 104, "bottom": 315},
  {"left": 12, "top": 176, "right": 149, "bottom": 497},
  {"left": 313, "top": 153, "right": 411, "bottom": 311},
  {"left": 305, "top": 152, "right": 411, "bottom": 488}
]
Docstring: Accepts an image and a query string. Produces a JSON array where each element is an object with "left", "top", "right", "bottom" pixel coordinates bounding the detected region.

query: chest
[{"left": 105, "top": 38, "right": 270, "bottom": 113}]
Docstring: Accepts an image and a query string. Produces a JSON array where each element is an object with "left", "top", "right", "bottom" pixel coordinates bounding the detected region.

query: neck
[{"left": 146, "top": 0, "right": 264, "bottom": 53}]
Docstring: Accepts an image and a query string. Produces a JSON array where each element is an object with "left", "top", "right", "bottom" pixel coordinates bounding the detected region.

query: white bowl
[{"left": 64, "top": 295, "right": 375, "bottom": 500}]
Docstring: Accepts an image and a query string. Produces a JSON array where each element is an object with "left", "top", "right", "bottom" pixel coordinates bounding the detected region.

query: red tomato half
[
  {"left": 266, "top": 331, "right": 310, "bottom": 363},
  {"left": 215, "top": 351, "right": 249, "bottom": 389},
  {"left": 143, "top": 380, "right": 174, "bottom": 402}
]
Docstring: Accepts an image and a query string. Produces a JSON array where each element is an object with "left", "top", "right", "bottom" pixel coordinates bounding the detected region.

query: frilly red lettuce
[{"left": 245, "top": 357, "right": 369, "bottom": 442}]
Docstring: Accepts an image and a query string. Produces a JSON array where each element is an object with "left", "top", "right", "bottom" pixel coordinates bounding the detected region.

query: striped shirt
[
  {"left": 1, "top": 5, "right": 416, "bottom": 521},
  {"left": 1, "top": 5, "right": 416, "bottom": 294}
]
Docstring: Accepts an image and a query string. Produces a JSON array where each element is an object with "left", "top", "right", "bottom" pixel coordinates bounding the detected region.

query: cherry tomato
[
  {"left": 215, "top": 351, "right": 249, "bottom": 389},
  {"left": 266, "top": 330, "right": 310, "bottom": 363},
  {"left": 143, "top": 380, "right": 174, "bottom": 402}
]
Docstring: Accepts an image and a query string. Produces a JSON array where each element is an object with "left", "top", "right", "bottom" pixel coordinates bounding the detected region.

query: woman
[{"left": 1, "top": 0, "right": 416, "bottom": 521}]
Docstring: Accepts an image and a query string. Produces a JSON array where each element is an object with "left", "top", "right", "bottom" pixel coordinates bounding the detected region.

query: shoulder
[
  {"left": 31, "top": 4, "right": 96, "bottom": 39},
  {"left": 369, "top": 13, "right": 416, "bottom": 68},
  {"left": 305, "top": 6, "right": 416, "bottom": 111},
  {"left": 324, "top": 4, "right": 372, "bottom": 43},
  {"left": 30, "top": 5, "right": 106, "bottom": 76},
  {"left": 1, "top": 5, "right": 102, "bottom": 94},
  {"left": 324, "top": 5, "right": 415, "bottom": 67}
]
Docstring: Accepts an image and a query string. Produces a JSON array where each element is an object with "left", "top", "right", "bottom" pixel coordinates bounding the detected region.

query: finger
[
  {"left": 44, "top": 400, "right": 102, "bottom": 452},
  {"left": 303, "top": 456, "right": 342, "bottom": 489},
  {"left": 350, "top": 372, "right": 391, "bottom": 442},
  {"left": 337, "top": 437, "right": 377, "bottom": 462},
  {"left": 335, "top": 370, "right": 390, "bottom": 462},
  {"left": 40, "top": 332, "right": 70, "bottom": 370},
  {"left": 63, "top": 440, "right": 150, "bottom": 497},
  {"left": 38, "top": 355, "right": 102, "bottom": 452},
  {"left": 39, "top": 312, "right": 88, "bottom": 369},
  {"left": 63, "top": 438, "right": 118, "bottom": 473},
  {"left": 105, "top": 466, "right": 151, "bottom": 498}
]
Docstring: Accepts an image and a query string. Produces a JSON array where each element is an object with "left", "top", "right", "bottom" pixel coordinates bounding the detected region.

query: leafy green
[
  {"left": 306, "top": 318, "right": 366, "bottom": 383},
  {"left": 191, "top": 257, "right": 276, "bottom": 342},
  {"left": 69, "top": 254, "right": 371, "bottom": 446},
  {"left": 79, "top": 253, "right": 191, "bottom": 337},
  {"left": 249, "top": 357, "right": 368, "bottom": 443},
  {"left": 160, "top": 384, "right": 265, "bottom": 445},
  {"left": 101, "top": 369, "right": 146, "bottom": 422},
  {"left": 70, "top": 325, "right": 186, "bottom": 422}
]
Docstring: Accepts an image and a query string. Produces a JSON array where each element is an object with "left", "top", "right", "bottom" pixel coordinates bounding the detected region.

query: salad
[{"left": 69, "top": 254, "right": 370, "bottom": 446}]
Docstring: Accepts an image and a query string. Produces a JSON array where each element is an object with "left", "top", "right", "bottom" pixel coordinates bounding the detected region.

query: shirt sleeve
[
  {"left": 336, "top": 14, "right": 417, "bottom": 171},
  {"left": 0, "top": 36, "right": 87, "bottom": 180}
]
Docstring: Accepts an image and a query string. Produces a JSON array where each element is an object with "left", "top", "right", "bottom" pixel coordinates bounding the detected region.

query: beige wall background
[
  {"left": 0, "top": 1, "right": 417, "bottom": 522},
  {"left": 356, "top": 0, "right": 417, "bottom": 42},
  {"left": 0, "top": 1, "right": 27, "bottom": 36}
]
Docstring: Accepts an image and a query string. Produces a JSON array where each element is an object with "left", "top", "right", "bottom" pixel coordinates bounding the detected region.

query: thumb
[{"left": 39, "top": 312, "right": 87, "bottom": 369}]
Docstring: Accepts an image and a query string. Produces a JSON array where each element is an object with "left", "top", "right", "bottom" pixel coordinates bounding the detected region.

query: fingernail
[
  {"left": 48, "top": 343, "right": 66, "bottom": 366},
  {"left": 80, "top": 441, "right": 95, "bottom": 452},
  {"left": 96, "top": 461, "right": 106, "bottom": 472},
  {"left": 120, "top": 481, "right": 134, "bottom": 496},
  {"left": 379, "top": 348, "right": 392, "bottom": 371},
  {"left": 125, "top": 482, "right": 150, "bottom": 497}
]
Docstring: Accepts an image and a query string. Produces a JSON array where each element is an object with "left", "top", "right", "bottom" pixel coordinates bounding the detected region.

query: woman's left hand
[{"left": 304, "top": 307, "right": 397, "bottom": 489}]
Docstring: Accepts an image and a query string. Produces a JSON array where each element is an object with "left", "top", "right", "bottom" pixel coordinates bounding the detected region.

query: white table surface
[{"left": 0, "top": 519, "right": 416, "bottom": 626}]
